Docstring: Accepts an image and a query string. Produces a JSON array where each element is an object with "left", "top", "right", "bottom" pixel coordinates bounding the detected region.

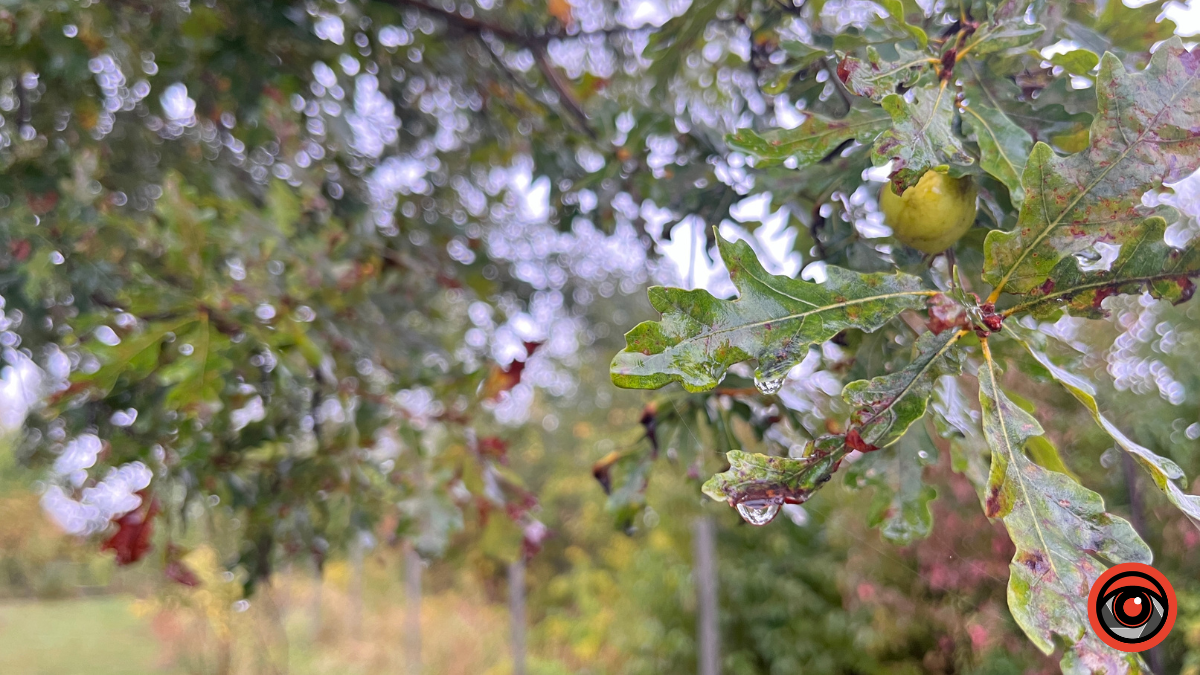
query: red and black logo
[{"left": 1088, "top": 562, "right": 1176, "bottom": 652}]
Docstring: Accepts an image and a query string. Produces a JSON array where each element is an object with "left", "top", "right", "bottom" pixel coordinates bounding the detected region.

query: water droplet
[
  {"left": 735, "top": 500, "right": 781, "bottom": 526},
  {"left": 754, "top": 375, "right": 785, "bottom": 395},
  {"left": 1100, "top": 447, "right": 1120, "bottom": 468},
  {"left": 917, "top": 450, "right": 929, "bottom": 460}
]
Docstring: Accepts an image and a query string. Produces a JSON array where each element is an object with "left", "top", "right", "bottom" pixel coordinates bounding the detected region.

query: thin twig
[{"left": 532, "top": 44, "right": 598, "bottom": 139}]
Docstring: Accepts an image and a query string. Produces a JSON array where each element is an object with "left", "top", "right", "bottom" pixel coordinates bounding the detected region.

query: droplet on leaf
[
  {"left": 754, "top": 375, "right": 785, "bottom": 395},
  {"left": 735, "top": 500, "right": 781, "bottom": 525}
]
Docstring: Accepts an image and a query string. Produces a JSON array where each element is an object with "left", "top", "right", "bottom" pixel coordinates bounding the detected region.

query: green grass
[{"left": 0, "top": 596, "right": 170, "bottom": 675}]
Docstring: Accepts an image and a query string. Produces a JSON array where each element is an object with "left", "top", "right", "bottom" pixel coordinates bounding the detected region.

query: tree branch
[{"left": 379, "top": 0, "right": 598, "bottom": 138}]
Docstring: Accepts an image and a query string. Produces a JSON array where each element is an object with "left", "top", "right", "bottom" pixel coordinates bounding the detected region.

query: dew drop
[
  {"left": 735, "top": 500, "right": 781, "bottom": 526},
  {"left": 754, "top": 375, "right": 785, "bottom": 395}
]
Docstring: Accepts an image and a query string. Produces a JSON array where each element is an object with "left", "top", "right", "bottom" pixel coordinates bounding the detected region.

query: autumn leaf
[
  {"left": 984, "top": 40, "right": 1200, "bottom": 301},
  {"left": 611, "top": 234, "right": 931, "bottom": 391},
  {"left": 978, "top": 342, "right": 1150, "bottom": 674},
  {"left": 102, "top": 494, "right": 159, "bottom": 566},
  {"left": 837, "top": 46, "right": 929, "bottom": 102},
  {"left": 702, "top": 440, "right": 846, "bottom": 510},
  {"left": 1000, "top": 220, "right": 1200, "bottom": 319}
]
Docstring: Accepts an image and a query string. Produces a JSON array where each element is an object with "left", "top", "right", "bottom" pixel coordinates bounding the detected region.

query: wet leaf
[
  {"left": 962, "top": 87, "right": 1033, "bottom": 204},
  {"left": 837, "top": 46, "right": 929, "bottom": 102},
  {"left": 984, "top": 40, "right": 1200, "bottom": 298},
  {"left": 978, "top": 345, "right": 1150, "bottom": 674},
  {"left": 611, "top": 234, "right": 930, "bottom": 391},
  {"left": 1011, "top": 326, "right": 1200, "bottom": 531},
  {"left": 702, "top": 441, "right": 846, "bottom": 509},
  {"left": 727, "top": 107, "right": 891, "bottom": 168},
  {"left": 1001, "top": 220, "right": 1200, "bottom": 319},
  {"left": 843, "top": 329, "right": 963, "bottom": 449},
  {"left": 872, "top": 84, "right": 975, "bottom": 190}
]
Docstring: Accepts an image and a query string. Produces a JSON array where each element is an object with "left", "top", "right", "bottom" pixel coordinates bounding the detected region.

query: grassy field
[
  {"left": 0, "top": 571, "right": 555, "bottom": 675},
  {"left": 0, "top": 596, "right": 172, "bottom": 675}
]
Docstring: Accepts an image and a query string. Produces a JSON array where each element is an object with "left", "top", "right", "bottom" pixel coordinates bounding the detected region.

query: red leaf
[{"left": 101, "top": 493, "right": 159, "bottom": 565}]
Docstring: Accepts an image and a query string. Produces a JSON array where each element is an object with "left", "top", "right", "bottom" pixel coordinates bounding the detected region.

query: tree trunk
[
  {"left": 310, "top": 558, "right": 323, "bottom": 640},
  {"left": 348, "top": 534, "right": 365, "bottom": 637},
  {"left": 404, "top": 543, "right": 423, "bottom": 675},
  {"left": 509, "top": 556, "right": 527, "bottom": 675},
  {"left": 693, "top": 515, "right": 720, "bottom": 675}
]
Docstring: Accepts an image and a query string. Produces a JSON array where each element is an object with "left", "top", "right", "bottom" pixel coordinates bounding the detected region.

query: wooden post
[
  {"left": 509, "top": 556, "right": 527, "bottom": 675},
  {"left": 693, "top": 515, "right": 720, "bottom": 675},
  {"left": 404, "top": 543, "right": 422, "bottom": 675}
]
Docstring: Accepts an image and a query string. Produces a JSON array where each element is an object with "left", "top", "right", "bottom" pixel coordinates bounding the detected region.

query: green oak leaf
[
  {"left": 1010, "top": 326, "right": 1200, "bottom": 531},
  {"left": 962, "top": 87, "right": 1033, "bottom": 205},
  {"left": 978, "top": 349, "right": 1150, "bottom": 675},
  {"left": 837, "top": 46, "right": 930, "bottom": 102},
  {"left": 1002, "top": 220, "right": 1200, "bottom": 319},
  {"left": 872, "top": 84, "right": 975, "bottom": 190},
  {"left": 727, "top": 107, "right": 891, "bottom": 168},
  {"left": 962, "top": 20, "right": 1045, "bottom": 58},
  {"left": 702, "top": 442, "right": 846, "bottom": 508},
  {"left": 865, "top": 430, "right": 938, "bottom": 545},
  {"left": 610, "top": 234, "right": 930, "bottom": 391},
  {"left": 878, "top": 0, "right": 928, "bottom": 49},
  {"left": 843, "top": 328, "right": 963, "bottom": 449},
  {"left": 984, "top": 39, "right": 1200, "bottom": 298},
  {"left": 1093, "top": 0, "right": 1176, "bottom": 53},
  {"left": 1050, "top": 50, "right": 1100, "bottom": 76}
]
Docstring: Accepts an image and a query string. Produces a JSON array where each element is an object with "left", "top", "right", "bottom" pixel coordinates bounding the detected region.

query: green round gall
[{"left": 879, "top": 171, "right": 978, "bottom": 254}]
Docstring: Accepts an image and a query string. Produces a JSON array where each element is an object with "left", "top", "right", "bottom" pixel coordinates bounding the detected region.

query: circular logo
[{"left": 1088, "top": 562, "right": 1176, "bottom": 652}]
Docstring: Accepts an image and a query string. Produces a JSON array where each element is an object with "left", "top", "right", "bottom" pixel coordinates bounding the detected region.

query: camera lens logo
[{"left": 1088, "top": 562, "right": 1176, "bottom": 652}]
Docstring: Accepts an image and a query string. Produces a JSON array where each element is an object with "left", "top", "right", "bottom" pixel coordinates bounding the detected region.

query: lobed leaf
[
  {"left": 843, "top": 329, "right": 964, "bottom": 449},
  {"left": 983, "top": 40, "right": 1200, "bottom": 299},
  {"left": 837, "top": 46, "right": 929, "bottom": 102},
  {"left": 872, "top": 84, "right": 975, "bottom": 190},
  {"left": 610, "top": 234, "right": 930, "bottom": 391},
  {"left": 727, "top": 108, "right": 891, "bottom": 168},
  {"left": 702, "top": 442, "right": 846, "bottom": 508},
  {"left": 962, "top": 87, "right": 1033, "bottom": 205},
  {"left": 978, "top": 345, "right": 1151, "bottom": 674},
  {"left": 1002, "top": 220, "right": 1200, "bottom": 319},
  {"left": 1010, "top": 326, "right": 1200, "bottom": 530}
]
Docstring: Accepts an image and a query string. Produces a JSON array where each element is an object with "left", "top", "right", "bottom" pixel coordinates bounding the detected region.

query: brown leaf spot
[
  {"left": 1017, "top": 550, "right": 1050, "bottom": 576},
  {"left": 985, "top": 485, "right": 1003, "bottom": 518}
]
